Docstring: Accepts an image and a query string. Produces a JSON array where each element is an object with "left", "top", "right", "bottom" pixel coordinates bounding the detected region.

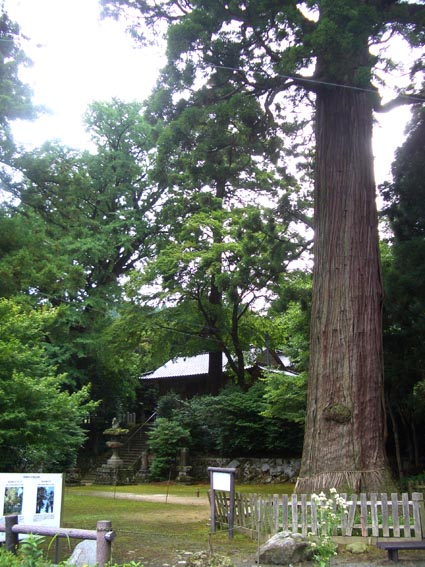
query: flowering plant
[{"left": 308, "top": 488, "right": 348, "bottom": 567}]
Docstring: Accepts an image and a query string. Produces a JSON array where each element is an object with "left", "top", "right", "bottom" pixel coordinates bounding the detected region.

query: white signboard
[
  {"left": 0, "top": 473, "right": 63, "bottom": 541},
  {"left": 208, "top": 467, "right": 236, "bottom": 538},
  {"left": 211, "top": 471, "right": 232, "bottom": 492}
]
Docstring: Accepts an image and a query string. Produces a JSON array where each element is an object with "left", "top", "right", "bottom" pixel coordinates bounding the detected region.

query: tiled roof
[
  {"left": 276, "top": 353, "right": 291, "bottom": 367},
  {"left": 141, "top": 353, "right": 227, "bottom": 380}
]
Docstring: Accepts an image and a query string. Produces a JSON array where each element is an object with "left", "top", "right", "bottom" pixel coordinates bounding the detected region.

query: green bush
[
  {"left": 0, "top": 535, "right": 51, "bottom": 567},
  {"left": 147, "top": 416, "right": 191, "bottom": 480},
  {"left": 0, "top": 548, "right": 22, "bottom": 567}
]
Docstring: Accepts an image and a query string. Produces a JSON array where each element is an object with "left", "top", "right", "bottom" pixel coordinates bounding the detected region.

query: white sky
[
  {"left": 4, "top": 0, "right": 414, "bottom": 184},
  {"left": 5, "top": 0, "right": 165, "bottom": 149}
]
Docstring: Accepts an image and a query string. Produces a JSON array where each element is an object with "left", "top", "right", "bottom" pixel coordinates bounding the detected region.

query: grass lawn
[
  {"left": 75, "top": 481, "right": 295, "bottom": 498},
  {"left": 56, "top": 483, "right": 290, "bottom": 566},
  {"left": 32, "top": 483, "right": 416, "bottom": 566}
]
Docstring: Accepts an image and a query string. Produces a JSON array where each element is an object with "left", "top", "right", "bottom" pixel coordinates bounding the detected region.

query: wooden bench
[{"left": 377, "top": 540, "right": 425, "bottom": 562}]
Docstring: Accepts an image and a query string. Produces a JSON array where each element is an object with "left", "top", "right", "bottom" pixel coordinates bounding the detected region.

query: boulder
[
  {"left": 346, "top": 542, "right": 369, "bottom": 554},
  {"left": 259, "top": 531, "right": 313, "bottom": 565},
  {"left": 67, "top": 539, "right": 97, "bottom": 566}
]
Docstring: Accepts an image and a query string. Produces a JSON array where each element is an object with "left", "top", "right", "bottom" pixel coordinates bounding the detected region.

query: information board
[
  {"left": 0, "top": 473, "right": 63, "bottom": 541},
  {"left": 211, "top": 471, "right": 232, "bottom": 492},
  {"left": 208, "top": 467, "right": 236, "bottom": 539}
]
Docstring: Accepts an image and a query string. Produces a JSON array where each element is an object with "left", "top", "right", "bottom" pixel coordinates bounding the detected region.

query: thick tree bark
[{"left": 295, "top": 86, "right": 393, "bottom": 493}]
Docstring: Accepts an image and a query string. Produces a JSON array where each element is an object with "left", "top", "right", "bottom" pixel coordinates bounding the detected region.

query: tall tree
[
  {"left": 135, "top": 204, "right": 306, "bottom": 385},
  {"left": 142, "top": 79, "right": 306, "bottom": 385},
  {"left": 103, "top": 0, "right": 425, "bottom": 491},
  {"left": 1, "top": 99, "right": 163, "bottom": 416}
]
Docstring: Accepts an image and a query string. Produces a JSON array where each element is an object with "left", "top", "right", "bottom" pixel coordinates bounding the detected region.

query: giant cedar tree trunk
[{"left": 295, "top": 86, "right": 393, "bottom": 493}]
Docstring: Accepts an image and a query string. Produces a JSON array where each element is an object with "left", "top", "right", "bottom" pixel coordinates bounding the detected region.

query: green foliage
[
  {"left": 0, "top": 548, "right": 23, "bottom": 567},
  {"left": 271, "top": 279, "right": 312, "bottom": 371},
  {"left": 0, "top": 98, "right": 165, "bottom": 416},
  {"left": 0, "top": 535, "right": 51, "bottom": 567},
  {"left": 262, "top": 371, "right": 307, "bottom": 424},
  {"left": 0, "top": 12, "right": 37, "bottom": 165},
  {"left": 262, "top": 273, "right": 310, "bottom": 424},
  {"left": 382, "top": 106, "right": 425, "bottom": 242},
  {"left": 147, "top": 417, "right": 191, "bottom": 480},
  {"left": 137, "top": 201, "right": 307, "bottom": 383},
  {"left": 154, "top": 382, "right": 304, "bottom": 458},
  {"left": 0, "top": 537, "right": 143, "bottom": 567},
  {"left": 18, "top": 536, "right": 48, "bottom": 567},
  {"left": 129, "top": 34, "right": 310, "bottom": 385},
  {"left": 380, "top": 106, "right": 425, "bottom": 474},
  {"left": 0, "top": 298, "right": 98, "bottom": 471},
  {"left": 399, "top": 471, "right": 425, "bottom": 492}
]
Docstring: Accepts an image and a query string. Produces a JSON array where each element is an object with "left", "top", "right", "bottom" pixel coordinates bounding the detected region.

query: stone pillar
[{"left": 177, "top": 447, "right": 192, "bottom": 483}]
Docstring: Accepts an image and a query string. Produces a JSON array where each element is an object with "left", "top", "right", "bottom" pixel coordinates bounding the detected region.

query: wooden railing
[
  {"left": 0, "top": 515, "right": 115, "bottom": 567},
  {"left": 213, "top": 491, "right": 425, "bottom": 541}
]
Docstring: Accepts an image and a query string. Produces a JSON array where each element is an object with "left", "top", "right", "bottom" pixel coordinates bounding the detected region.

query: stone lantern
[{"left": 103, "top": 418, "right": 129, "bottom": 469}]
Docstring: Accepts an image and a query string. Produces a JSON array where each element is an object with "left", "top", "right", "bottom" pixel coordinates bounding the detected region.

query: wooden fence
[{"left": 213, "top": 491, "right": 425, "bottom": 541}]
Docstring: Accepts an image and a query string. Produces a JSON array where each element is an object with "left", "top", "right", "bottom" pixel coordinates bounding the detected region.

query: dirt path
[{"left": 73, "top": 489, "right": 209, "bottom": 506}]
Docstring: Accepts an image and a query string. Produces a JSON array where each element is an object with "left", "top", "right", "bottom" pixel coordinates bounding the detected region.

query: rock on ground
[
  {"left": 67, "top": 539, "right": 97, "bottom": 566},
  {"left": 258, "top": 531, "right": 313, "bottom": 565}
]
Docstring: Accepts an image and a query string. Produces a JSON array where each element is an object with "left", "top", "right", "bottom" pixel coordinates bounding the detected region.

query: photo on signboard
[
  {"left": 3, "top": 486, "right": 24, "bottom": 515},
  {"left": 35, "top": 485, "right": 54, "bottom": 514}
]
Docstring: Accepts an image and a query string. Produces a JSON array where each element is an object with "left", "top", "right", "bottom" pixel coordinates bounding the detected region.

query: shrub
[{"left": 147, "top": 417, "right": 191, "bottom": 480}]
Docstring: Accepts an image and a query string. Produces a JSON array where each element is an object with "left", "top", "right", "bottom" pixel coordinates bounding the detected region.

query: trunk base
[{"left": 295, "top": 468, "right": 395, "bottom": 494}]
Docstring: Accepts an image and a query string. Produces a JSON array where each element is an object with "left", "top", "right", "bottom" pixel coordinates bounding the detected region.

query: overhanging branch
[{"left": 374, "top": 93, "right": 425, "bottom": 113}]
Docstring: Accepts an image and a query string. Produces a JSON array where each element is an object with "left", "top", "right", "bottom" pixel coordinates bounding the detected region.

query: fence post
[
  {"left": 5, "top": 515, "right": 19, "bottom": 554},
  {"left": 96, "top": 520, "right": 114, "bottom": 567},
  {"left": 413, "top": 492, "right": 425, "bottom": 539}
]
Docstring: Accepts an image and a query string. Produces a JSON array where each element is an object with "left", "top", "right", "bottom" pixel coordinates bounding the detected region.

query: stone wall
[{"left": 189, "top": 456, "right": 301, "bottom": 484}]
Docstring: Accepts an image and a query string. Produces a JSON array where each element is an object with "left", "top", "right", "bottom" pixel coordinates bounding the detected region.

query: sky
[
  {"left": 4, "top": 0, "right": 414, "bottom": 184},
  {"left": 5, "top": 0, "right": 165, "bottom": 149}
]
